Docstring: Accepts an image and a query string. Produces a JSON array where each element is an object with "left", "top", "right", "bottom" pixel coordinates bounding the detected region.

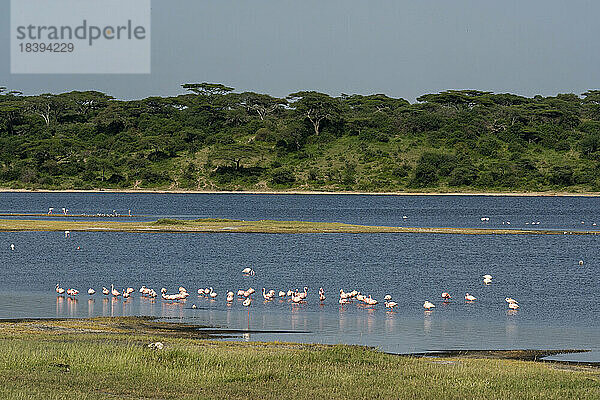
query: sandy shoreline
[{"left": 1, "top": 188, "right": 600, "bottom": 197}]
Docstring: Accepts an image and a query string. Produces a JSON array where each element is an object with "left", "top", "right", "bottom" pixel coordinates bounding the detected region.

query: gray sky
[{"left": 1, "top": 0, "right": 599, "bottom": 101}]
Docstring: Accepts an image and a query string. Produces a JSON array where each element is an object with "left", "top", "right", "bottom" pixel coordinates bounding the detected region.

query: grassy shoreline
[
  {"left": 0, "top": 317, "right": 597, "bottom": 399},
  {"left": 3, "top": 187, "right": 600, "bottom": 197},
  {"left": 1, "top": 217, "right": 599, "bottom": 235}
]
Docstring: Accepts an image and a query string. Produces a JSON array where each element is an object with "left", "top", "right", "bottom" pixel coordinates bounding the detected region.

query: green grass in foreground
[
  {"left": 1, "top": 217, "right": 599, "bottom": 235},
  {"left": 0, "top": 318, "right": 598, "bottom": 399}
]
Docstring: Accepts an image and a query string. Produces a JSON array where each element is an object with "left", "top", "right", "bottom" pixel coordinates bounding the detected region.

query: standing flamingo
[
  {"left": 319, "top": 287, "right": 326, "bottom": 302},
  {"left": 423, "top": 301, "right": 435, "bottom": 310},
  {"left": 465, "top": 293, "right": 476, "bottom": 302}
]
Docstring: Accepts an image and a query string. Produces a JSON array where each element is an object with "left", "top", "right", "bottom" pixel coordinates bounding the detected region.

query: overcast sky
[{"left": 1, "top": 0, "right": 599, "bottom": 101}]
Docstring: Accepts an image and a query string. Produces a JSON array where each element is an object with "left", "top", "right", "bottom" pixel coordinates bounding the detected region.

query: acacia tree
[
  {"left": 239, "top": 92, "right": 287, "bottom": 120},
  {"left": 209, "top": 143, "right": 262, "bottom": 170},
  {"left": 0, "top": 88, "right": 24, "bottom": 135},
  {"left": 58, "top": 91, "right": 113, "bottom": 119},
  {"left": 287, "top": 91, "right": 341, "bottom": 136},
  {"left": 181, "top": 83, "right": 234, "bottom": 98},
  {"left": 25, "top": 94, "right": 66, "bottom": 127},
  {"left": 582, "top": 90, "right": 600, "bottom": 119}
]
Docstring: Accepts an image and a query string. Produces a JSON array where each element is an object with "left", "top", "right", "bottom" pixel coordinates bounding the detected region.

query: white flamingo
[
  {"left": 465, "top": 293, "right": 476, "bottom": 302},
  {"left": 423, "top": 301, "right": 435, "bottom": 310},
  {"left": 243, "top": 297, "right": 252, "bottom": 307},
  {"left": 262, "top": 288, "right": 273, "bottom": 301},
  {"left": 111, "top": 285, "right": 121, "bottom": 297},
  {"left": 87, "top": 288, "right": 95, "bottom": 295},
  {"left": 365, "top": 296, "right": 378, "bottom": 306},
  {"left": 55, "top": 284, "right": 65, "bottom": 295},
  {"left": 291, "top": 292, "right": 303, "bottom": 303}
]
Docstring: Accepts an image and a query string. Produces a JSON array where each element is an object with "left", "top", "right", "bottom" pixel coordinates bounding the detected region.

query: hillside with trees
[{"left": 1, "top": 83, "right": 600, "bottom": 192}]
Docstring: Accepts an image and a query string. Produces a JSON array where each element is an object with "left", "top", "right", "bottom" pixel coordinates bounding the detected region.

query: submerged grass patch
[
  {"left": 1, "top": 218, "right": 599, "bottom": 235},
  {"left": 0, "top": 317, "right": 598, "bottom": 399}
]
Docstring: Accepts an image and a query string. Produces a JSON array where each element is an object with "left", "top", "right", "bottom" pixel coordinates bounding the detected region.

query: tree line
[{"left": 1, "top": 83, "right": 600, "bottom": 192}]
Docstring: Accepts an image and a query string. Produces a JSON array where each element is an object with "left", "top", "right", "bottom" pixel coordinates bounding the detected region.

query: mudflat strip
[{"left": 0, "top": 218, "right": 599, "bottom": 235}]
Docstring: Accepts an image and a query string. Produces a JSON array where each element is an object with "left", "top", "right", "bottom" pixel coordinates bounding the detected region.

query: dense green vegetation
[
  {"left": 2, "top": 84, "right": 600, "bottom": 192},
  {"left": 0, "top": 317, "right": 598, "bottom": 399}
]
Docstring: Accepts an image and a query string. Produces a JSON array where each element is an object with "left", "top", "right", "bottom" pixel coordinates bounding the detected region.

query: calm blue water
[
  {"left": 1, "top": 191, "right": 600, "bottom": 230},
  {"left": 0, "top": 192, "right": 599, "bottom": 359}
]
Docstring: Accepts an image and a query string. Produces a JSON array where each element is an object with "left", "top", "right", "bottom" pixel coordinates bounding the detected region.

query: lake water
[{"left": 0, "top": 192, "right": 599, "bottom": 360}]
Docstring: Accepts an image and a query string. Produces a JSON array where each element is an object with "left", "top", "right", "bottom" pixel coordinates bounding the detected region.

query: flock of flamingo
[{"left": 54, "top": 268, "right": 522, "bottom": 312}]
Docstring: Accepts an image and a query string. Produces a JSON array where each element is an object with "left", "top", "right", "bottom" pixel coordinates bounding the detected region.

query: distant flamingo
[
  {"left": 465, "top": 293, "right": 476, "bottom": 302},
  {"left": 55, "top": 284, "right": 65, "bottom": 295},
  {"left": 209, "top": 288, "right": 217, "bottom": 299},
  {"left": 364, "top": 296, "right": 378, "bottom": 305},
  {"left": 242, "top": 267, "right": 255, "bottom": 276},
  {"left": 441, "top": 292, "right": 451, "bottom": 301},
  {"left": 298, "top": 287, "right": 308, "bottom": 300},
  {"left": 87, "top": 288, "right": 95, "bottom": 295},
  {"left": 291, "top": 292, "right": 303, "bottom": 303},
  {"left": 508, "top": 302, "right": 519, "bottom": 310},
  {"left": 423, "top": 301, "right": 435, "bottom": 310},
  {"left": 102, "top": 287, "right": 109, "bottom": 295},
  {"left": 385, "top": 301, "right": 398, "bottom": 310},
  {"left": 66, "top": 288, "right": 79, "bottom": 297},
  {"left": 505, "top": 297, "right": 518, "bottom": 304},
  {"left": 384, "top": 295, "right": 392, "bottom": 301},
  {"left": 262, "top": 288, "right": 273, "bottom": 301},
  {"left": 226, "top": 291, "right": 234, "bottom": 302},
  {"left": 243, "top": 297, "right": 252, "bottom": 307},
  {"left": 111, "top": 285, "right": 121, "bottom": 297}
]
